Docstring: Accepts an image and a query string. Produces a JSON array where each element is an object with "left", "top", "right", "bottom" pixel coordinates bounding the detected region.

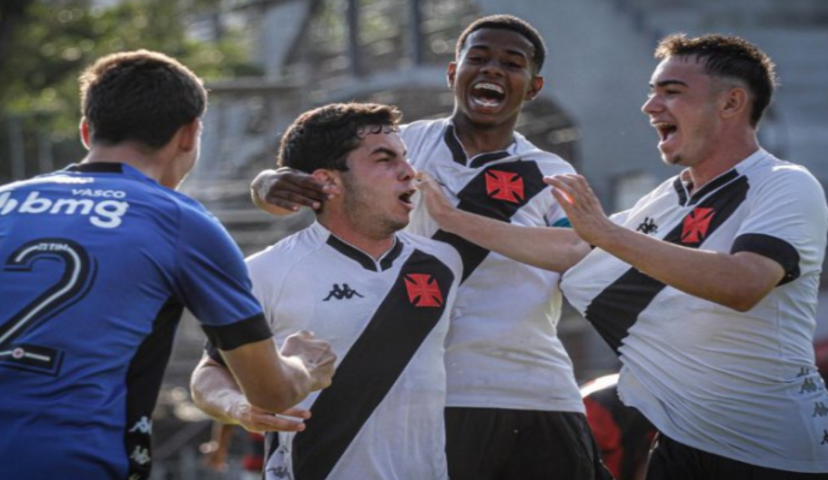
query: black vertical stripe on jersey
[
  {"left": 585, "top": 175, "right": 750, "bottom": 354},
  {"left": 124, "top": 297, "right": 184, "bottom": 480},
  {"left": 432, "top": 161, "right": 546, "bottom": 282},
  {"left": 290, "top": 250, "right": 455, "bottom": 480}
]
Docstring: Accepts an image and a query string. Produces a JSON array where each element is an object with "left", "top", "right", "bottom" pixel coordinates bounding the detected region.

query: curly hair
[{"left": 278, "top": 103, "right": 402, "bottom": 173}]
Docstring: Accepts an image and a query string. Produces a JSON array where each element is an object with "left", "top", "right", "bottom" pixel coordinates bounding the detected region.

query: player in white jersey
[
  {"left": 251, "top": 15, "right": 608, "bottom": 480},
  {"left": 414, "top": 34, "right": 828, "bottom": 478},
  {"left": 191, "top": 103, "right": 462, "bottom": 480}
]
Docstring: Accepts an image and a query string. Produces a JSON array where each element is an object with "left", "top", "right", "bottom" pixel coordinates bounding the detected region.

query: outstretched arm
[
  {"left": 192, "top": 331, "right": 335, "bottom": 428},
  {"left": 191, "top": 355, "right": 312, "bottom": 433},
  {"left": 415, "top": 173, "right": 590, "bottom": 273},
  {"left": 547, "top": 174, "right": 785, "bottom": 311},
  {"left": 250, "top": 168, "right": 341, "bottom": 215}
]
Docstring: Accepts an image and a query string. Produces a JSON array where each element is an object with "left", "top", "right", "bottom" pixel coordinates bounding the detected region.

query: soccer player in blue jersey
[{"left": 0, "top": 50, "right": 335, "bottom": 480}]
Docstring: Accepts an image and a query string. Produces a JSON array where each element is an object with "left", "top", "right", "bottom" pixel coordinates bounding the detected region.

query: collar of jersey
[
  {"left": 443, "top": 121, "right": 517, "bottom": 168},
  {"left": 66, "top": 162, "right": 153, "bottom": 181},
  {"left": 312, "top": 222, "right": 404, "bottom": 272},
  {"left": 673, "top": 148, "right": 770, "bottom": 207}
]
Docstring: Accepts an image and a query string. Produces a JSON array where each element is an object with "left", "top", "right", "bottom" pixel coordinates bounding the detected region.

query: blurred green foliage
[{"left": 0, "top": 0, "right": 259, "bottom": 177}]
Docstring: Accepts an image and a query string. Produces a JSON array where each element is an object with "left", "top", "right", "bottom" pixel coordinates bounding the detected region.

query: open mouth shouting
[
  {"left": 398, "top": 188, "right": 416, "bottom": 211},
  {"left": 653, "top": 122, "right": 678, "bottom": 148},
  {"left": 471, "top": 82, "right": 506, "bottom": 110}
]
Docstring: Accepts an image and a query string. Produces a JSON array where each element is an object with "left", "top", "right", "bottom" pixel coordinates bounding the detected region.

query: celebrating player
[
  {"left": 249, "top": 15, "right": 608, "bottom": 479},
  {"left": 416, "top": 33, "right": 828, "bottom": 478},
  {"left": 191, "top": 103, "right": 462, "bottom": 480}
]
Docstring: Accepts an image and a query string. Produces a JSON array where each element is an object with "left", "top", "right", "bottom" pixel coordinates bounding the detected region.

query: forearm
[
  {"left": 191, "top": 356, "right": 248, "bottom": 424},
  {"left": 439, "top": 207, "right": 590, "bottom": 273},
  {"left": 221, "top": 342, "right": 312, "bottom": 413},
  {"left": 250, "top": 170, "right": 295, "bottom": 217},
  {"left": 594, "top": 225, "right": 782, "bottom": 311}
]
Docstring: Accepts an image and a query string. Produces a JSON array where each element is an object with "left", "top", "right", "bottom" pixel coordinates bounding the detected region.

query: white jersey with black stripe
[
  {"left": 402, "top": 118, "right": 585, "bottom": 413},
  {"left": 248, "top": 222, "right": 461, "bottom": 480},
  {"left": 562, "top": 149, "right": 828, "bottom": 472}
]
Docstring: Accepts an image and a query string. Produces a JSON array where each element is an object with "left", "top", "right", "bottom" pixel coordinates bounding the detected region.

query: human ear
[
  {"left": 178, "top": 119, "right": 201, "bottom": 153},
  {"left": 79, "top": 118, "right": 91, "bottom": 150},
  {"left": 721, "top": 87, "right": 749, "bottom": 120},
  {"left": 526, "top": 75, "right": 544, "bottom": 101},
  {"left": 446, "top": 62, "right": 457, "bottom": 89}
]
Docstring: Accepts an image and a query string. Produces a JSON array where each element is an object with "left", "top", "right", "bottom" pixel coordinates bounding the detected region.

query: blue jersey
[{"left": 0, "top": 163, "right": 271, "bottom": 480}]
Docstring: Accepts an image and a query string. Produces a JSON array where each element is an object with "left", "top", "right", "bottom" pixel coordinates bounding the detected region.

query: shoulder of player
[
  {"left": 400, "top": 118, "right": 445, "bottom": 137},
  {"left": 246, "top": 226, "right": 323, "bottom": 270},
  {"left": 746, "top": 156, "right": 825, "bottom": 200},
  {"left": 510, "top": 142, "right": 575, "bottom": 176}
]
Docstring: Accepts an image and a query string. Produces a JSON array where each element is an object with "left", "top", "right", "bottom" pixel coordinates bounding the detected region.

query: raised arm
[
  {"left": 250, "top": 167, "right": 341, "bottom": 215},
  {"left": 192, "top": 331, "right": 334, "bottom": 431},
  {"left": 415, "top": 172, "right": 590, "bottom": 273},
  {"left": 547, "top": 174, "right": 785, "bottom": 312}
]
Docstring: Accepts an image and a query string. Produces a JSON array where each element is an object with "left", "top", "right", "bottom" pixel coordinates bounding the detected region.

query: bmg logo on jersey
[{"left": 0, "top": 189, "right": 129, "bottom": 228}]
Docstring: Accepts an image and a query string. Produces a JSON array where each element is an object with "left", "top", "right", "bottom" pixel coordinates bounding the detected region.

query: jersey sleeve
[
  {"left": 175, "top": 205, "right": 271, "bottom": 351},
  {"left": 730, "top": 166, "right": 828, "bottom": 285}
]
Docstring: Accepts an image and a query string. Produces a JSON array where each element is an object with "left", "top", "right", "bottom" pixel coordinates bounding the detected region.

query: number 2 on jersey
[{"left": 0, "top": 238, "right": 96, "bottom": 376}]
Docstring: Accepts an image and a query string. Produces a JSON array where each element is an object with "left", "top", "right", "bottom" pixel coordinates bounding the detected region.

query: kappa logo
[
  {"left": 801, "top": 377, "right": 819, "bottom": 394},
  {"left": 129, "top": 416, "right": 152, "bottom": 434},
  {"left": 636, "top": 217, "right": 658, "bottom": 235},
  {"left": 130, "top": 446, "right": 151, "bottom": 466},
  {"left": 822, "top": 430, "right": 828, "bottom": 446},
  {"left": 404, "top": 273, "right": 443, "bottom": 307},
  {"left": 323, "top": 283, "right": 364, "bottom": 301},
  {"left": 270, "top": 466, "right": 292, "bottom": 479},
  {"left": 485, "top": 169, "right": 524, "bottom": 204},
  {"left": 681, "top": 207, "right": 715, "bottom": 244},
  {"left": 814, "top": 402, "right": 828, "bottom": 418}
]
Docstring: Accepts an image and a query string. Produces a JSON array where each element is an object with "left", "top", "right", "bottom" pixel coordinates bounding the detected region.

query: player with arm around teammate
[{"left": 0, "top": 50, "right": 334, "bottom": 480}]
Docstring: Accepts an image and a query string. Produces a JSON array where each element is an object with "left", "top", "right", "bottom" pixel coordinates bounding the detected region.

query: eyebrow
[
  {"left": 467, "top": 44, "right": 529, "bottom": 60},
  {"left": 371, "top": 147, "right": 401, "bottom": 158},
  {"left": 650, "top": 79, "right": 689, "bottom": 89}
]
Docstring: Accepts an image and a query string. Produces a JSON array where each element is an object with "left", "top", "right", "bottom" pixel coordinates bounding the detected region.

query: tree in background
[{"left": 0, "top": 0, "right": 259, "bottom": 182}]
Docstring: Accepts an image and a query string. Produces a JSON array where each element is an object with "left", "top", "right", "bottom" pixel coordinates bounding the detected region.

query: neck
[
  {"left": 318, "top": 215, "right": 396, "bottom": 261},
  {"left": 686, "top": 130, "right": 760, "bottom": 192},
  {"left": 451, "top": 113, "right": 517, "bottom": 158},
  {"left": 82, "top": 144, "right": 164, "bottom": 182}
]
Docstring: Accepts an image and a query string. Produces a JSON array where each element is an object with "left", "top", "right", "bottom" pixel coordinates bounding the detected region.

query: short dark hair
[
  {"left": 278, "top": 103, "right": 402, "bottom": 173},
  {"left": 79, "top": 50, "right": 207, "bottom": 150},
  {"left": 455, "top": 14, "right": 546, "bottom": 73},
  {"left": 655, "top": 33, "right": 778, "bottom": 127}
]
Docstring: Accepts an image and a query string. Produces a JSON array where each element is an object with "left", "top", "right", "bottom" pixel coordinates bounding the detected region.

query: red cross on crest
[
  {"left": 681, "top": 207, "right": 715, "bottom": 243},
  {"left": 485, "top": 170, "right": 524, "bottom": 203},
  {"left": 404, "top": 273, "right": 443, "bottom": 308}
]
